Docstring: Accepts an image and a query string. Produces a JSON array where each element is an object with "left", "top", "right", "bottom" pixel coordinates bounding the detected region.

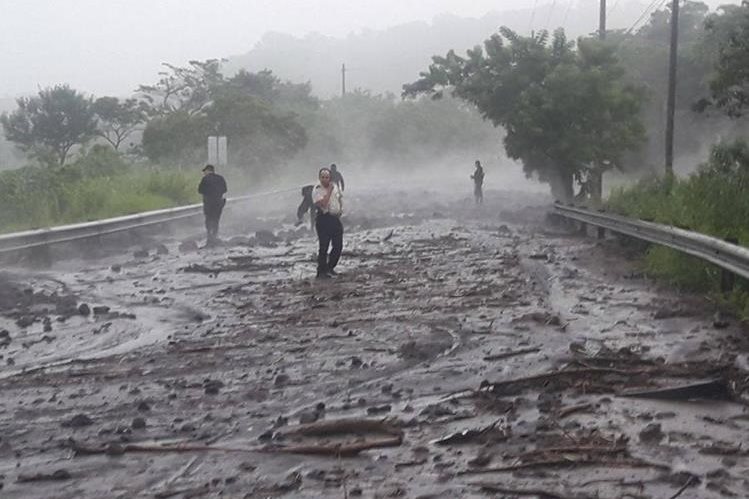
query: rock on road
[{"left": 1, "top": 188, "right": 748, "bottom": 499}]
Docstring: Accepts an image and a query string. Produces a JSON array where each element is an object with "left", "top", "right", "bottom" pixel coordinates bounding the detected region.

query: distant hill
[{"left": 225, "top": 2, "right": 652, "bottom": 97}]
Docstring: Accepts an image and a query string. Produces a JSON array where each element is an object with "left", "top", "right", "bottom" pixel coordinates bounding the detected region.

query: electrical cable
[
  {"left": 545, "top": 0, "right": 558, "bottom": 31},
  {"left": 626, "top": 0, "right": 668, "bottom": 35},
  {"left": 528, "top": 0, "right": 540, "bottom": 33}
]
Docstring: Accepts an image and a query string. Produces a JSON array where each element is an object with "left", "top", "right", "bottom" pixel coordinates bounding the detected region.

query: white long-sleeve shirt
[{"left": 312, "top": 183, "right": 343, "bottom": 216}]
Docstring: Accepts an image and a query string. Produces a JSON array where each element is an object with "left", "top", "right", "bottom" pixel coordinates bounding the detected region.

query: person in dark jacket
[
  {"left": 330, "top": 163, "right": 345, "bottom": 191},
  {"left": 296, "top": 184, "right": 316, "bottom": 229},
  {"left": 197, "top": 164, "right": 227, "bottom": 246}
]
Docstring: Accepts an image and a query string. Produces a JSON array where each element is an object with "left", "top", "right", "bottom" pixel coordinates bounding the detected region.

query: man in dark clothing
[
  {"left": 471, "top": 160, "right": 485, "bottom": 205},
  {"left": 295, "top": 184, "right": 316, "bottom": 229},
  {"left": 330, "top": 163, "right": 345, "bottom": 192},
  {"left": 197, "top": 164, "right": 227, "bottom": 246}
]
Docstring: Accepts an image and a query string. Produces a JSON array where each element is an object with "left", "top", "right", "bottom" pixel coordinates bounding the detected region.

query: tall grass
[
  {"left": 607, "top": 139, "right": 749, "bottom": 316},
  {"left": 0, "top": 146, "right": 199, "bottom": 233}
]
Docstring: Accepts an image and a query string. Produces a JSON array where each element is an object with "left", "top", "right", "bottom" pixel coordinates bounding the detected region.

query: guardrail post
[
  {"left": 578, "top": 222, "right": 587, "bottom": 236},
  {"left": 597, "top": 226, "right": 606, "bottom": 240},
  {"left": 721, "top": 236, "right": 739, "bottom": 293}
]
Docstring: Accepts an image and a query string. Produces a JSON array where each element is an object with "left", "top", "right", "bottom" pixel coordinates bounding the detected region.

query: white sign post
[{"left": 207, "top": 136, "right": 228, "bottom": 165}]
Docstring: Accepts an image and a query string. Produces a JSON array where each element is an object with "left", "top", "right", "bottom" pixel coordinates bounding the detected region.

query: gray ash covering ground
[{"left": 1, "top": 188, "right": 749, "bottom": 498}]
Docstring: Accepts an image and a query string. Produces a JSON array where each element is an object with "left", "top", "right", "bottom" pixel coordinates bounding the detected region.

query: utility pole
[
  {"left": 665, "top": 0, "right": 680, "bottom": 178},
  {"left": 341, "top": 63, "right": 346, "bottom": 97},
  {"left": 591, "top": 0, "right": 607, "bottom": 204}
]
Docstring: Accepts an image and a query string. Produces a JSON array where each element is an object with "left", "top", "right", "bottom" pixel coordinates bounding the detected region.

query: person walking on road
[
  {"left": 471, "top": 160, "right": 485, "bottom": 205},
  {"left": 330, "top": 163, "right": 345, "bottom": 192},
  {"left": 197, "top": 164, "right": 227, "bottom": 246},
  {"left": 313, "top": 167, "right": 343, "bottom": 279}
]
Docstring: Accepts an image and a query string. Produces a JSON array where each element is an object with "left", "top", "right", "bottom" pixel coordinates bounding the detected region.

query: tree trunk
[{"left": 549, "top": 170, "right": 574, "bottom": 203}]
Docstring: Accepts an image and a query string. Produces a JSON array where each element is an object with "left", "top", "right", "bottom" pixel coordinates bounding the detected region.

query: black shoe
[
  {"left": 328, "top": 269, "right": 338, "bottom": 276},
  {"left": 316, "top": 272, "right": 331, "bottom": 279}
]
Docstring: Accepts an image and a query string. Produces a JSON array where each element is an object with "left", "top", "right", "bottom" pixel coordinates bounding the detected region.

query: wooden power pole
[
  {"left": 341, "top": 63, "right": 347, "bottom": 97},
  {"left": 591, "top": 0, "right": 607, "bottom": 204},
  {"left": 665, "top": 0, "right": 679, "bottom": 177}
]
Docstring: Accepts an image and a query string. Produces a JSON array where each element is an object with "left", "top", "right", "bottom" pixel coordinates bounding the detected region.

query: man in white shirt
[{"left": 312, "top": 167, "right": 344, "bottom": 279}]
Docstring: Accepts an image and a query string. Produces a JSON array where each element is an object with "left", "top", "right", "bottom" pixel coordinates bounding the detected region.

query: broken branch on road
[
  {"left": 262, "top": 418, "right": 405, "bottom": 457},
  {"left": 471, "top": 483, "right": 591, "bottom": 499}
]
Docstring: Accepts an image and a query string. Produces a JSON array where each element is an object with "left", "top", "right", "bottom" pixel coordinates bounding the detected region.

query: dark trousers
[
  {"left": 316, "top": 213, "right": 343, "bottom": 274},
  {"left": 474, "top": 184, "right": 483, "bottom": 205},
  {"left": 204, "top": 200, "right": 224, "bottom": 242}
]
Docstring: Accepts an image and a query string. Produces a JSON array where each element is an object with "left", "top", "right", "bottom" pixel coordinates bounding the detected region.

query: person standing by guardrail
[
  {"left": 313, "top": 167, "right": 343, "bottom": 279},
  {"left": 471, "top": 160, "right": 484, "bottom": 205},
  {"left": 198, "top": 164, "right": 227, "bottom": 247}
]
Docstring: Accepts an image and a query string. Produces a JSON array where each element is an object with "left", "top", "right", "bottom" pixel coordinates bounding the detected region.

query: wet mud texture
[{"left": 1, "top": 189, "right": 749, "bottom": 498}]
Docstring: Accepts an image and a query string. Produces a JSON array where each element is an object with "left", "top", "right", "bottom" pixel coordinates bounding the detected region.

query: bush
[
  {"left": 607, "top": 139, "right": 749, "bottom": 315},
  {"left": 0, "top": 147, "right": 199, "bottom": 232}
]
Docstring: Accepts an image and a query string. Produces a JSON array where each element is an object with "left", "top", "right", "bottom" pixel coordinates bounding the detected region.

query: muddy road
[{"left": 1, "top": 188, "right": 749, "bottom": 499}]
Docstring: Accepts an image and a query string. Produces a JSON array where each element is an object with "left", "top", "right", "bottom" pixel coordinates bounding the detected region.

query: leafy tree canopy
[
  {"left": 1, "top": 85, "right": 97, "bottom": 166},
  {"left": 703, "top": 1, "right": 749, "bottom": 116},
  {"left": 93, "top": 97, "right": 148, "bottom": 151},
  {"left": 139, "top": 61, "right": 311, "bottom": 170},
  {"left": 404, "top": 27, "right": 646, "bottom": 201}
]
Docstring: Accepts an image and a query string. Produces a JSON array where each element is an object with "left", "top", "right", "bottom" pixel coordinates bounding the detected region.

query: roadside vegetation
[
  {"left": 0, "top": 61, "right": 496, "bottom": 233},
  {"left": 604, "top": 1, "right": 749, "bottom": 316},
  {"left": 607, "top": 140, "right": 749, "bottom": 316},
  {"left": 0, "top": 146, "right": 198, "bottom": 232}
]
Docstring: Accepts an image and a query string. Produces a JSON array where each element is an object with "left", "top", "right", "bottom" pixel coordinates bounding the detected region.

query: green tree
[
  {"left": 1, "top": 85, "right": 97, "bottom": 166},
  {"left": 404, "top": 28, "right": 646, "bottom": 201},
  {"left": 702, "top": 2, "right": 749, "bottom": 116},
  {"left": 139, "top": 63, "right": 308, "bottom": 172},
  {"left": 137, "top": 59, "right": 224, "bottom": 116},
  {"left": 141, "top": 110, "right": 210, "bottom": 166},
  {"left": 93, "top": 97, "right": 148, "bottom": 151}
]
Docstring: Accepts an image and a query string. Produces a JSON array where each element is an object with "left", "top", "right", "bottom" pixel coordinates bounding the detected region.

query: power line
[
  {"left": 562, "top": 0, "right": 574, "bottom": 29},
  {"left": 626, "top": 0, "right": 668, "bottom": 35},
  {"left": 545, "top": 0, "right": 558, "bottom": 31},
  {"left": 608, "top": 0, "right": 622, "bottom": 15},
  {"left": 528, "top": 0, "right": 539, "bottom": 33}
]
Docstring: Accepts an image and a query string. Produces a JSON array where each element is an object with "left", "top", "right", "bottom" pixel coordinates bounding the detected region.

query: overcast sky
[{"left": 0, "top": 0, "right": 741, "bottom": 98}]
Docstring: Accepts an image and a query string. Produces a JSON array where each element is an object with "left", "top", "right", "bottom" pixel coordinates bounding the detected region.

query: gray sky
[{"left": 0, "top": 0, "right": 740, "bottom": 98}]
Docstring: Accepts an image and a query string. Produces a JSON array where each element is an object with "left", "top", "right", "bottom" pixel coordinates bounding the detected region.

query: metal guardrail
[
  {"left": 554, "top": 203, "right": 749, "bottom": 281},
  {"left": 0, "top": 187, "right": 301, "bottom": 254}
]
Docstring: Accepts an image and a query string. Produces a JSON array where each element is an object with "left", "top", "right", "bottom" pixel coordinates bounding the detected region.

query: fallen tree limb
[
  {"left": 518, "top": 445, "right": 627, "bottom": 459},
  {"left": 558, "top": 403, "right": 594, "bottom": 419},
  {"left": 280, "top": 418, "right": 404, "bottom": 438},
  {"left": 265, "top": 418, "right": 405, "bottom": 457},
  {"left": 620, "top": 378, "right": 731, "bottom": 401},
  {"left": 67, "top": 439, "right": 253, "bottom": 457},
  {"left": 16, "top": 469, "right": 71, "bottom": 483},
  {"left": 484, "top": 367, "right": 658, "bottom": 394},
  {"left": 669, "top": 475, "right": 700, "bottom": 499},
  {"left": 471, "top": 483, "right": 589, "bottom": 499},
  {"left": 483, "top": 347, "right": 541, "bottom": 362},
  {"left": 458, "top": 457, "right": 670, "bottom": 476},
  {"left": 259, "top": 436, "right": 403, "bottom": 457}
]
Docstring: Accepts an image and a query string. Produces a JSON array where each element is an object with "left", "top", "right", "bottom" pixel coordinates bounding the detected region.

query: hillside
[{"left": 225, "top": 2, "right": 651, "bottom": 97}]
